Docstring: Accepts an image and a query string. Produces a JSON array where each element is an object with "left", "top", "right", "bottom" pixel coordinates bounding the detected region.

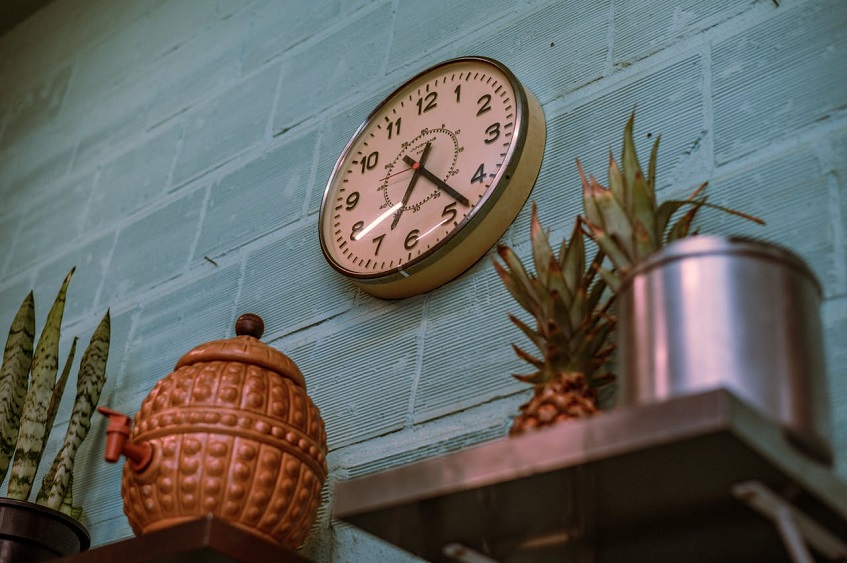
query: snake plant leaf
[
  {"left": 44, "top": 337, "right": 77, "bottom": 449},
  {"left": 59, "top": 473, "right": 82, "bottom": 518},
  {"left": 8, "top": 267, "right": 74, "bottom": 500},
  {"left": 38, "top": 309, "right": 109, "bottom": 510},
  {"left": 0, "top": 291, "right": 35, "bottom": 486}
]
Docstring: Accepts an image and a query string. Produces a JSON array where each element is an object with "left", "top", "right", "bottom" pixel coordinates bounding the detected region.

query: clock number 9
[{"left": 345, "top": 191, "right": 360, "bottom": 210}]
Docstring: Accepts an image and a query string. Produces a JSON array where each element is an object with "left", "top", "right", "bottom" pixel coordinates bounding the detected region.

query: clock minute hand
[
  {"left": 402, "top": 156, "right": 470, "bottom": 207},
  {"left": 392, "top": 142, "right": 432, "bottom": 230}
]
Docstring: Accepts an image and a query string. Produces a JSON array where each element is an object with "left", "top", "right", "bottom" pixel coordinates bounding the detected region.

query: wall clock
[{"left": 318, "top": 56, "right": 546, "bottom": 298}]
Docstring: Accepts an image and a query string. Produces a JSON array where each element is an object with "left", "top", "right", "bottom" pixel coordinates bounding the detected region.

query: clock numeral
[
  {"left": 387, "top": 117, "right": 401, "bottom": 140},
  {"left": 404, "top": 229, "right": 420, "bottom": 250},
  {"left": 484, "top": 122, "right": 501, "bottom": 144},
  {"left": 416, "top": 92, "right": 437, "bottom": 115},
  {"left": 359, "top": 151, "right": 379, "bottom": 174},
  {"left": 471, "top": 163, "right": 487, "bottom": 184},
  {"left": 476, "top": 94, "right": 492, "bottom": 116},
  {"left": 350, "top": 220, "right": 365, "bottom": 241},
  {"left": 454, "top": 84, "right": 461, "bottom": 103},
  {"left": 346, "top": 191, "right": 360, "bottom": 210},
  {"left": 442, "top": 202, "right": 458, "bottom": 225},
  {"left": 372, "top": 233, "right": 385, "bottom": 255}
]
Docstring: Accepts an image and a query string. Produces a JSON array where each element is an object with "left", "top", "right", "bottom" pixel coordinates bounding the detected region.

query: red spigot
[{"left": 98, "top": 406, "right": 153, "bottom": 472}]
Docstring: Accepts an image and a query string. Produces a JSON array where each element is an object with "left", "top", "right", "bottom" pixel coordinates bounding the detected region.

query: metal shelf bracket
[{"left": 732, "top": 480, "right": 847, "bottom": 562}]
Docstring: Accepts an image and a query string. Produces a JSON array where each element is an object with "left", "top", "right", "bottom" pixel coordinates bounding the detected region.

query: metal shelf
[{"left": 333, "top": 389, "right": 847, "bottom": 562}]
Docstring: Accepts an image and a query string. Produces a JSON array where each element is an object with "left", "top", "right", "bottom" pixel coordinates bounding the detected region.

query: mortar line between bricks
[
  {"left": 404, "top": 293, "right": 431, "bottom": 428},
  {"left": 701, "top": 37, "right": 716, "bottom": 173},
  {"left": 544, "top": 0, "right": 781, "bottom": 116},
  {"left": 604, "top": 0, "right": 616, "bottom": 77}
]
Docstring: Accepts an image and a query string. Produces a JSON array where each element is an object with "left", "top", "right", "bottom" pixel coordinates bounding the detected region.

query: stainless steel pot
[{"left": 617, "top": 236, "right": 831, "bottom": 462}]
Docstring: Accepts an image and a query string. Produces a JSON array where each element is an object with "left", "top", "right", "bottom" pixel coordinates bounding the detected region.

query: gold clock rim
[{"left": 317, "top": 56, "right": 546, "bottom": 297}]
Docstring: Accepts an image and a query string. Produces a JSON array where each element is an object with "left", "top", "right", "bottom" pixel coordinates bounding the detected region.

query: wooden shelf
[
  {"left": 57, "top": 515, "right": 309, "bottom": 562},
  {"left": 333, "top": 389, "right": 847, "bottom": 562}
]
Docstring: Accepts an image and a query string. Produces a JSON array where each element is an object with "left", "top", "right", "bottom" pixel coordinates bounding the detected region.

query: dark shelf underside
[{"left": 334, "top": 389, "right": 847, "bottom": 562}]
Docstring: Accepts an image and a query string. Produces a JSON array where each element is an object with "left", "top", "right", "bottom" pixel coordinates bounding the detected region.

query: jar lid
[{"left": 175, "top": 313, "right": 306, "bottom": 388}]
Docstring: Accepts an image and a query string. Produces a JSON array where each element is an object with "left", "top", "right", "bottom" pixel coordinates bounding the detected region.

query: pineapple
[
  {"left": 493, "top": 203, "right": 614, "bottom": 435},
  {"left": 579, "top": 112, "right": 763, "bottom": 289}
]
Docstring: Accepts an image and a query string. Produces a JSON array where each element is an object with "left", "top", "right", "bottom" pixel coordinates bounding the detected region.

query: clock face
[{"left": 319, "top": 57, "right": 545, "bottom": 298}]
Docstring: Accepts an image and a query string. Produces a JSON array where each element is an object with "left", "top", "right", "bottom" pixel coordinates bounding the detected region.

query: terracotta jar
[{"left": 100, "top": 313, "right": 328, "bottom": 549}]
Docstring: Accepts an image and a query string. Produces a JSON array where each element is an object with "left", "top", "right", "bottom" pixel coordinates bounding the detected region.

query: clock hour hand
[
  {"left": 392, "top": 142, "right": 432, "bottom": 230},
  {"left": 402, "top": 156, "right": 470, "bottom": 207}
]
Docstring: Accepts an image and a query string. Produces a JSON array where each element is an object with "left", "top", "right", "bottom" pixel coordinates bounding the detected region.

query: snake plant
[{"left": 0, "top": 268, "right": 109, "bottom": 517}]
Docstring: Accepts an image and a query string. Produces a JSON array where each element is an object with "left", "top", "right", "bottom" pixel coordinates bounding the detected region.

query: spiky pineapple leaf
[
  {"left": 560, "top": 221, "right": 585, "bottom": 299},
  {"left": 529, "top": 203, "right": 554, "bottom": 287},
  {"left": 494, "top": 246, "right": 543, "bottom": 318},
  {"left": 511, "top": 344, "right": 544, "bottom": 370},
  {"left": 621, "top": 112, "right": 641, "bottom": 214},
  {"left": 507, "top": 314, "right": 545, "bottom": 353}
]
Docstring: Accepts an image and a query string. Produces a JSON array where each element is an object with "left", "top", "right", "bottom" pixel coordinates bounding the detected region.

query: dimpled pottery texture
[{"left": 119, "top": 314, "right": 327, "bottom": 548}]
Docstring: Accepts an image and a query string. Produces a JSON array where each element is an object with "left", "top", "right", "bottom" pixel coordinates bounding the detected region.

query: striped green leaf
[
  {"left": 7, "top": 267, "right": 74, "bottom": 500},
  {"left": 0, "top": 291, "right": 35, "bottom": 486},
  {"left": 37, "top": 310, "right": 109, "bottom": 510}
]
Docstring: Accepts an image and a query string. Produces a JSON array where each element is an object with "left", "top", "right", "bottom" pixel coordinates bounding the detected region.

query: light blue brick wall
[{"left": 0, "top": 0, "right": 845, "bottom": 559}]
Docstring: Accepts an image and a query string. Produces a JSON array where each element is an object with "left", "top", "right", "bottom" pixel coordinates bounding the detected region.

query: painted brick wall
[{"left": 0, "top": 0, "right": 845, "bottom": 559}]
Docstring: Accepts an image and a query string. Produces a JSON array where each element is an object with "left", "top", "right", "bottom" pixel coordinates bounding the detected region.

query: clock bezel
[{"left": 318, "top": 56, "right": 545, "bottom": 298}]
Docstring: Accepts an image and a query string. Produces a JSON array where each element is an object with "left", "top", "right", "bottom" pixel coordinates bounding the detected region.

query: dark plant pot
[{"left": 0, "top": 498, "right": 90, "bottom": 561}]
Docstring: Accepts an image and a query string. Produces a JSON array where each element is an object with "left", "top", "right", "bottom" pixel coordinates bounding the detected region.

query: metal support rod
[
  {"left": 443, "top": 543, "right": 499, "bottom": 563},
  {"left": 773, "top": 504, "right": 814, "bottom": 563},
  {"left": 732, "top": 480, "right": 847, "bottom": 561}
]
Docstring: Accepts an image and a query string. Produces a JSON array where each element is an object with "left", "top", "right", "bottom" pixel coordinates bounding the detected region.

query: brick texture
[{"left": 0, "top": 0, "right": 845, "bottom": 558}]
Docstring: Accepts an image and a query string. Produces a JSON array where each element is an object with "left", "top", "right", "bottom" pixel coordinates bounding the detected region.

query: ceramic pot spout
[{"left": 98, "top": 406, "right": 154, "bottom": 472}]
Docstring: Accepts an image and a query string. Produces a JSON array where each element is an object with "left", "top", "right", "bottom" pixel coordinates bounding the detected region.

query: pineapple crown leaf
[
  {"left": 560, "top": 219, "right": 586, "bottom": 298},
  {"left": 529, "top": 203, "right": 555, "bottom": 287},
  {"left": 507, "top": 314, "right": 545, "bottom": 353},
  {"left": 668, "top": 196, "right": 707, "bottom": 242},
  {"left": 513, "top": 371, "right": 546, "bottom": 385},
  {"left": 493, "top": 248, "right": 542, "bottom": 318},
  {"left": 511, "top": 343, "right": 544, "bottom": 370}
]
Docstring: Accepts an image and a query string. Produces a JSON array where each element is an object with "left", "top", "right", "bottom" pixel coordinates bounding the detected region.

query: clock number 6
[{"left": 404, "top": 229, "right": 420, "bottom": 250}]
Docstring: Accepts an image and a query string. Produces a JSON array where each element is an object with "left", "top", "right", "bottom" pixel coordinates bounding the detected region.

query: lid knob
[{"left": 235, "top": 313, "right": 264, "bottom": 339}]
